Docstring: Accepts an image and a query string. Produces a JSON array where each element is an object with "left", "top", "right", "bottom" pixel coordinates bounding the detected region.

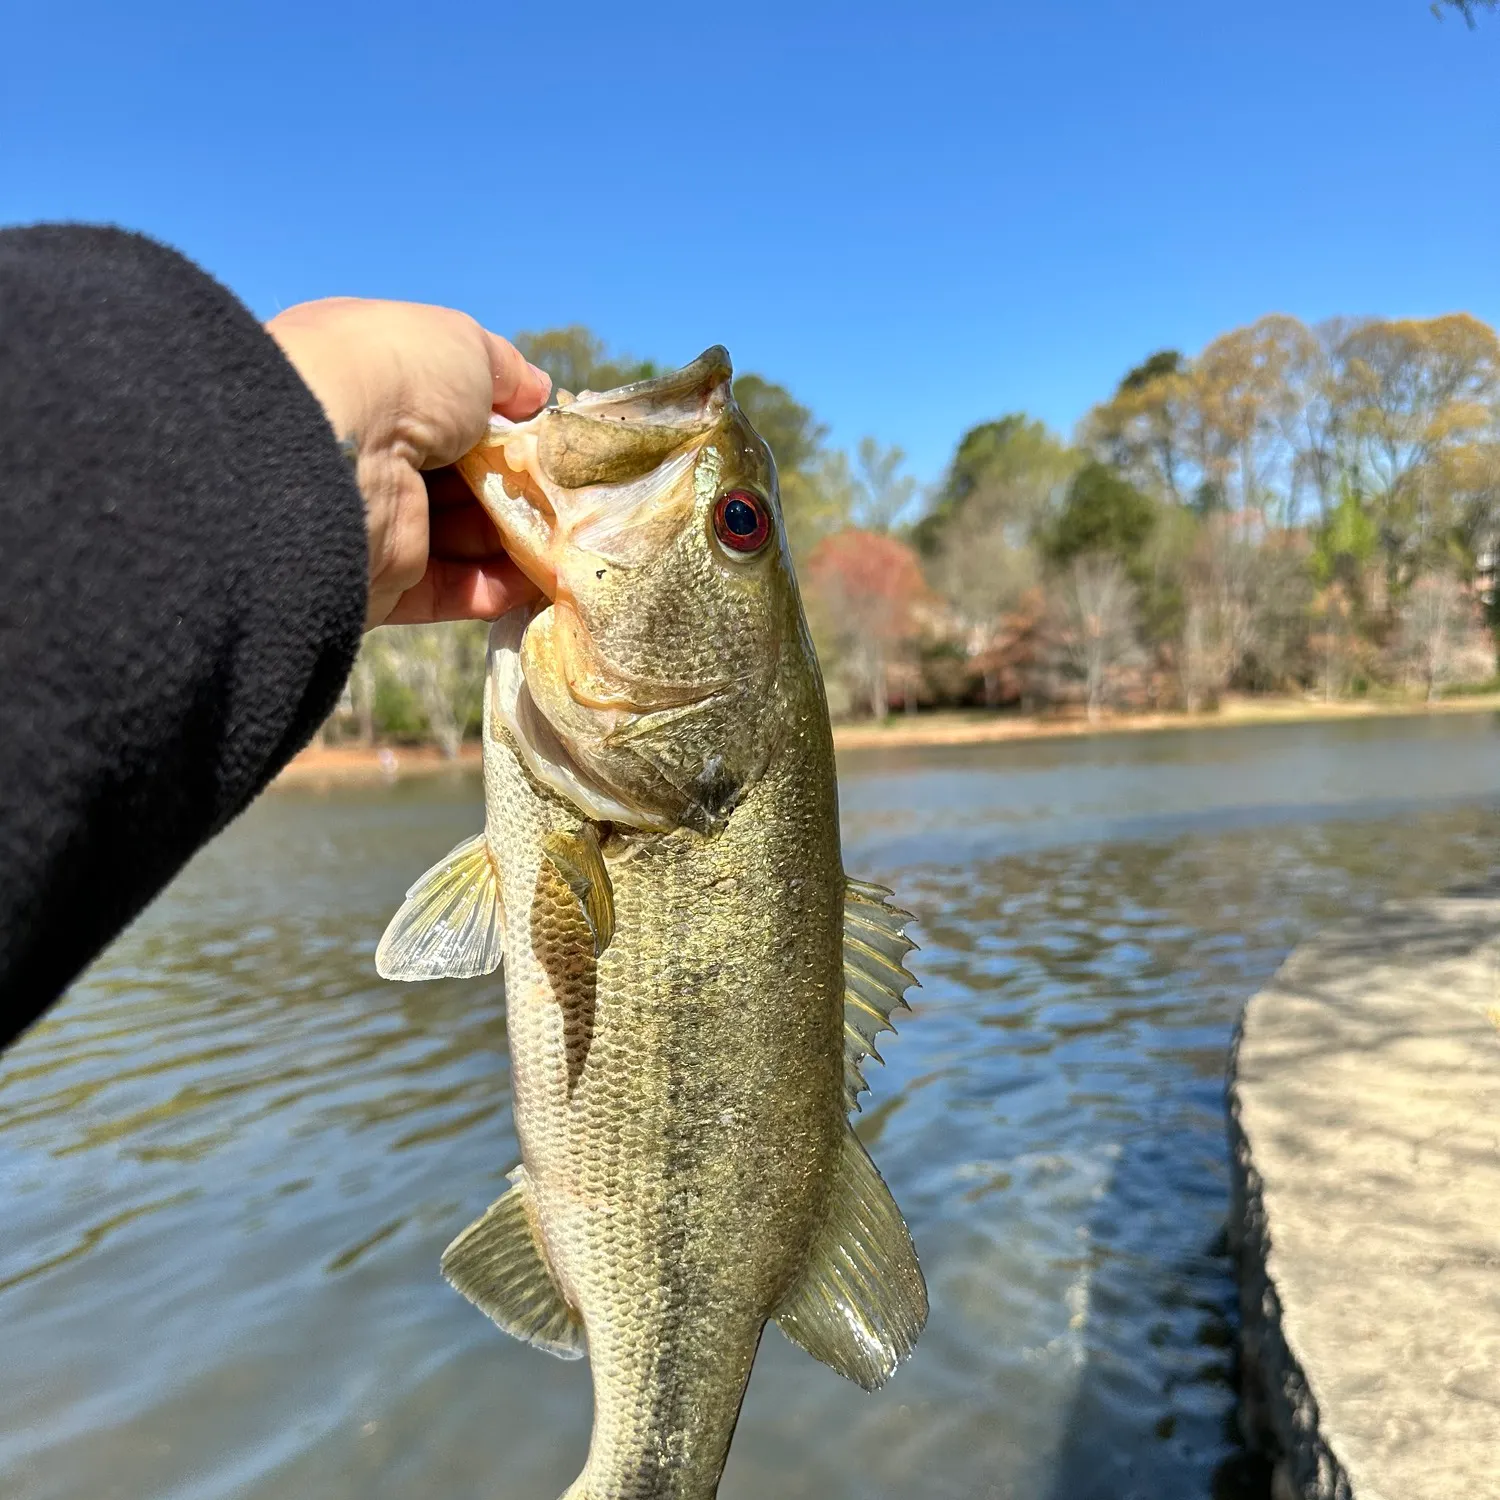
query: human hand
[{"left": 266, "top": 297, "right": 551, "bottom": 628}]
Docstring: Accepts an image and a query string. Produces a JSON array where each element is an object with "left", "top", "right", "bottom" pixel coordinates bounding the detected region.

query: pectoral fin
[
  {"left": 843, "top": 877, "right": 920, "bottom": 1111},
  {"left": 376, "top": 832, "right": 505, "bottom": 981},
  {"left": 540, "top": 826, "right": 615, "bottom": 956},
  {"left": 774, "top": 1128, "right": 928, "bottom": 1390},
  {"left": 441, "top": 1166, "right": 584, "bottom": 1360}
]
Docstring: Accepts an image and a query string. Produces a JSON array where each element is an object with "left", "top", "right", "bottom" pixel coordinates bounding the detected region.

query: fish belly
[{"left": 485, "top": 720, "right": 845, "bottom": 1500}]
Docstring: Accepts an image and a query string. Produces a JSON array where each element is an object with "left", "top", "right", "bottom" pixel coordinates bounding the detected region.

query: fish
[{"left": 375, "top": 347, "right": 926, "bottom": 1500}]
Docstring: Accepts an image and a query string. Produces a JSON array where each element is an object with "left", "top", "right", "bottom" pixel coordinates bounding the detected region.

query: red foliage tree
[{"left": 803, "top": 530, "right": 928, "bottom": 716}]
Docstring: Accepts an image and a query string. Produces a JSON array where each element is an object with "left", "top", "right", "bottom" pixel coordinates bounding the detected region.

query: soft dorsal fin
[
  {"left": 843, "top": 877, "right": 919, "bottom": 1112},
  {"left": 441, "top": 1166, "right": 585, "bottom": 1360},
  {"left": 540, "top": 826, "right": 616, "bottom": 956},
  {"left": 773, "top": 1127, "right": 928, "bottom": 1389},
  {"left": 376, "top": 832, "right": 505, "bottom": 981}
]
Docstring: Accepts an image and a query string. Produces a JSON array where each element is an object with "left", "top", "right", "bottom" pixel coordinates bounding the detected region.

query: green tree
[
  {"left": 1433, "top": 1, "right": 1497, "bottom": 23},
  {"left": 1120, "top": 350, "right": 1185, "bottom": 392},
  {"left": 732, "top": 374, "right": 827, "bottom": 473},
  {"left": 355, "top": 623, "right": 488, "bottom": 753},
  {"left": 1085, "top": 350, "right": 1192, "bottom": 504},
  {"left": 732, "top": 373, "right": 848, "bottom": 564},
  {"left": 1336, "top": 313, "right": 1500, "bottom": 590},
  {"left": 1044, "top": 461, "right": 1158, "bottom": 568},
  {"left": 511, "top": 325, "right": 657, "bottom": 395},
  {"left": 851, "top": 436, "right": 919, "bottom": 533},
  {"left": 1307, "top": 478, "right": 1382, "bottom": 699},
  {"left": 1135, "top": 501, "right": 1200, "bottom": 650},
  {"left": 914, "top": 414, "right": 1074, "bottom": 556},
  {"left": 1310, "top": 477, "right": 1380, "bottom": 594},
  {"left": 915, "top": 415, "right": 1075, "bottom": 702}
]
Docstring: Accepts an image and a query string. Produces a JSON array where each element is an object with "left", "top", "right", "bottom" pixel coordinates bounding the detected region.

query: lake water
[{"left": 4, "top": 713, "right": 1499, "bottom": 1500}]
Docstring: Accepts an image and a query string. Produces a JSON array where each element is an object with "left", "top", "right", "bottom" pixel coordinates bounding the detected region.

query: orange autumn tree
[{"left": 803, "top": 530, "right": 928, "bottom": 717}]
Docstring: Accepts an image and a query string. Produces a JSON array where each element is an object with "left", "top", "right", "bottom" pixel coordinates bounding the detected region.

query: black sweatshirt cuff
[{"left": 0, "top": 224, "right": 368, "bottom": 1039}]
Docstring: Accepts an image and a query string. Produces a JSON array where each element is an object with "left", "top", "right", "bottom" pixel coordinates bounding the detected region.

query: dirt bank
[{"left": 274, "top": 692, "right": 1500, "bottom": 784}]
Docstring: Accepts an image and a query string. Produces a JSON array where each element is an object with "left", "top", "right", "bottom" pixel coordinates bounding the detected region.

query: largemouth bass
[{"left": 376, "top": 348, "right": 926, "bottom": 1499}]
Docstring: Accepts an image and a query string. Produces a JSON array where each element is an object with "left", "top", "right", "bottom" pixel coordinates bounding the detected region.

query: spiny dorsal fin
[
  {"left": 773, "top": 1127, "right": 928, "bottom": 1389},
  {"left": 540, "top": 826, "right": 616, "bottom": 956},
  {"left": 376, "top": 832, "right": 505, "bottom": 981},
  {"left": 843, "top": 877, "right": 919, "bottom": 1112},
  {"left": 441, "top": 1166, "right": 584, "bottom": 1360}
]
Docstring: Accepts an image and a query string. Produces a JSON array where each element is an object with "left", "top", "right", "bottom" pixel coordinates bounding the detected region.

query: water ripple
[{"left": 1, "top": 717, "right": 1498, "bottom": 1499}]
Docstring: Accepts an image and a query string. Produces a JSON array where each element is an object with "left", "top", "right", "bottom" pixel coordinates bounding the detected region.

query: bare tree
[
  {"left": 1038, "top": 556, "right": 1145, "bottom": 721},
  {"left": 1398, "top": 569, "right": 1493, "bottom": 700},
  {"left": 1281, "top": 318, "right": 1358, "bottom": 525},
  {"left": 850, "top": 437, "right": 920, "bottom": 533},
  {"left": 366, "top": 622, "right": 488, "bottom": 756},
  {"left": 348, "top": 650, "right": 377, "bottom": 743},
  {"left": 1179, "top": 514, "right": 1313, "bottom": 708},
  {"left": 1178, "top": 596, "right": 1218, "bottom": 713},
  {"left": 925, "top": 417, "right": 1074, "bottom": 703},
  {"left": 1309, "top": 582, "right": 1363, "bottom": 702},
  {"left": 930, "top": 525, "right": 1041, "bottom": 705}
]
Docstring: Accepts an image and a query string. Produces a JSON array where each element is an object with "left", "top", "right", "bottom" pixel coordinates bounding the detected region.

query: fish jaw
[
  {"left": 455, "top": 345, "right": 734, "bottom": 591},
  {"left": 455, "top": 348, "right": 779, "bottom": 832},
  {"left": 563, "top": 345, "right": 732, "bottom": 427},
  {"left": 458, "top": 430, "right": 559, "bottom": 598}
]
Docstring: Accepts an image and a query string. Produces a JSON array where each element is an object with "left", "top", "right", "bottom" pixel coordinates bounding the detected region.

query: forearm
[{"left": 0, "top": 225, "right": 367, "bottom": 1043}]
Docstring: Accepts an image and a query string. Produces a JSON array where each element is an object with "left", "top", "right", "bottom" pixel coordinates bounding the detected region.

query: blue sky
[{"left": 4, "top": 1, "right": 1497, "bottom": 484}]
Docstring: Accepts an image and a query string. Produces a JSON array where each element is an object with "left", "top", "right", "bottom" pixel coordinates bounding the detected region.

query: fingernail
[{"left": 527, "top": 362, "right": 552, "bottom": 393}]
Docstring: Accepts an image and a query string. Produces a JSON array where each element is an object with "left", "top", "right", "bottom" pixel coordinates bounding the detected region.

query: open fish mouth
[{"left": 459, "top": 348, "right": 744, "bottom": 831}]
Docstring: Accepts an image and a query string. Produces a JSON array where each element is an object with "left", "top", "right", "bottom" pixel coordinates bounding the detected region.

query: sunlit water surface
[{"left": 4, "top": 713, "right": 1499, "bottom": 1500}]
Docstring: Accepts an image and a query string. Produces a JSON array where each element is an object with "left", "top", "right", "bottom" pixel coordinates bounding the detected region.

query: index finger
[{"left": 486, "top": 330, "right": 551, "bottom": 419}]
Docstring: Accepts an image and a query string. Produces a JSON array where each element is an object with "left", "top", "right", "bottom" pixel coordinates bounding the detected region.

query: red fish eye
[{"left": 713, "top": 490, "right": 772, "bottom": 554}]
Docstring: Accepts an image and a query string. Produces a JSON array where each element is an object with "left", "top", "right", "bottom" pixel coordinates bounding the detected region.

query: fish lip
[{"left": 563, "top": 345, "right": 732, "bottom": 425}]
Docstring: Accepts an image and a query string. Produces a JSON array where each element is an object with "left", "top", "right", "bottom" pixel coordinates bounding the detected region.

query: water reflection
[{"left": 2, "top": 716, "right": 1497, "bottom": 1500}]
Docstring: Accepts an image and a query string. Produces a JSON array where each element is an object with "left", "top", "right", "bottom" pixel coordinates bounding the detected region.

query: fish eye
[{"left": 713, "top": 490, "right": 772, "bottom": 556}]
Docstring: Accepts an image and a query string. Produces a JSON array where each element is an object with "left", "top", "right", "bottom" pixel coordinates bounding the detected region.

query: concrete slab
[{"left": 1228, "top": 897, "right": 1500, "bottom": 1500}]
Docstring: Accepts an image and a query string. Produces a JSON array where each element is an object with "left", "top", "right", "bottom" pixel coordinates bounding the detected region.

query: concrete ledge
[{"left": 1228, "top": 897, "right": 1500, "bottom": 1500}]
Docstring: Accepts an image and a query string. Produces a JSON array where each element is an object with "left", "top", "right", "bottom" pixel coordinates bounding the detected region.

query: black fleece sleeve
[{"left": 0, "top": 225, "right": 367, "bottom": 1047}]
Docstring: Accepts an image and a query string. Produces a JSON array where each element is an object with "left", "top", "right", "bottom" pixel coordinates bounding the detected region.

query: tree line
[{"left": 325, "top": 313, "right": 1500, "bottom": 748}]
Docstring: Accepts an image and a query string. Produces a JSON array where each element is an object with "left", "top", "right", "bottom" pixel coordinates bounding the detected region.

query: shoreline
[{"left": 274, "top": 692, "right": 1500, "bottom": 785}]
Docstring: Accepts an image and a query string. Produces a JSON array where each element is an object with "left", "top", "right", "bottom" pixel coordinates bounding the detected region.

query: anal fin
[
  {"left": 376, "top": 832, "right": 505, "bottom": 981},
  {"left": 441, "top": 1166, "right": 585, "bottom": 1360},
  {"left": 773, "top": 1128, "right": 928, "bottom": 1390}
]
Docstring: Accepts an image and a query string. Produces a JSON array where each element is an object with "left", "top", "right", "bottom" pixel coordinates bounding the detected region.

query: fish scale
[
  {"left": 501, "top": 722, "right": 843, "bottom": 1498},
  {"left": 376, "top": 348, "right": 926, "bottom": 1499}
]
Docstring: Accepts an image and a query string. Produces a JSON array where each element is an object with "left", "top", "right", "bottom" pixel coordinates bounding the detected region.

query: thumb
[{"left": 487, "top": 331, "right": 551, "bottom": 419}]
